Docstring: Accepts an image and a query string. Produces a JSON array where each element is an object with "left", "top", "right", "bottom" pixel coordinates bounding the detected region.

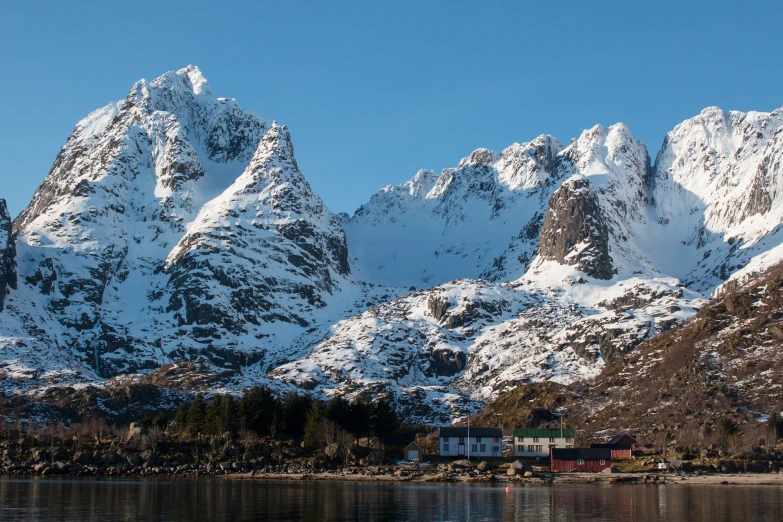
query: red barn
[
  {"left": 551, "top": 448, "right": 612, "bottom": 473},
  {"left": 590, "top": 443, "right": 633, "bottom": 460},
  {"left": 607, "top": 434, "right": 640, "bottom": 448}
]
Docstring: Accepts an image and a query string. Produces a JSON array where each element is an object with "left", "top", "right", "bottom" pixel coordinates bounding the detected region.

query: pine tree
[
  {"left": 221, "top": 394, "right": 237, "bottom": 435},
  {"left": 188, "top": 394, "right": 207, "bottom": 434},
  {"left": 174, "top": 401, "right": 190, "bottom": 433},
  {"left": 205, "top": 395, "right": 225, "bottom": 435},
  {"left": 154, "top": 412, "right": 169, "bottom": 432},
  {"left": 303, "top": 399, "right": 326, "bottom": 451},
  {"left": 238, "top": 386, "right": 281, "bottom": 435},
  {"left": 349, "top": 396, "right": 372, "bottom": 445},
  {"left": 282, "top": 391, "right": 313, "bottom": 439},
  {"left": 371, "top": 398, "right": 400, "bottom": 448},
  {"left": 326, "top": 395, "right": 352, "bottom": 431}
]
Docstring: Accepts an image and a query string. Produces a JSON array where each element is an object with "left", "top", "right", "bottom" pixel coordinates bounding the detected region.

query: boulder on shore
[
  {"left": 476, "top": 461, "right": 493, "bottom": 472},
  {"left": 509, "top": 460, "right": 532, "bottom": 473}
]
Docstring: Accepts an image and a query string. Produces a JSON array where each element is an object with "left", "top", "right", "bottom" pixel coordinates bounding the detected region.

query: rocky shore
[
  {"left": 3, "top": 427, "right": 783, "bottom": 486},
  {"left": 3, "top": 444, "right": 782, "bottom": 486}
]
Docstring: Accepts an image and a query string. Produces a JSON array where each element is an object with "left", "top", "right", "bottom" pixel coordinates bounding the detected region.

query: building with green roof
[{"left": 513, "top": 428, "right": 575, "bottom": 458}]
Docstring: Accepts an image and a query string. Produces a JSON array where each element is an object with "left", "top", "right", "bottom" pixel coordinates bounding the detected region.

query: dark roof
[
  {"left": 590, "top": 443, "right": 633, "bottom": 450},
  {"left": 608, "top": 434, "right": 640, "bottom": 445},
  {"left": 514, "top": 428, "right": 575, "bottom": 437},
  {"left": 438, "top": 427, "right": 502, "bottom": 438},
  {"left": 552, "top": 448, "right": 611, "bottom": 460}
]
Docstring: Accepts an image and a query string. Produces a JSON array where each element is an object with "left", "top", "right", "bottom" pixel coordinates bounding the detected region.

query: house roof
[
  {"left": 608, "top": 434, "right": 640, "bottom": 445},
  {"left": 514, "top": 428, "right": 575, "bottom": 437},
  {"left": 438, "top": 427, "right": 502, "bottom": 438},
  {"left": 404, "top": 441, "right": 424, "bottom": 452},
  {"left": 552, "top": 448, "right": 611, "bottom": 460},
  {"left": 590, "top": 443, "right": 633, "bottom": 450}
]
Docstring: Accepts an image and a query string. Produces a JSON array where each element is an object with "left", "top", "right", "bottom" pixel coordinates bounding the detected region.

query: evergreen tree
[
  {"left": 282, "top": 391, "right": 313, "bottom": 439},
  {"left": 303, "top": 399, "right": 326, "bottom": 451},
  {"left": 326, "top": 395, "right": 352, "bottom": 431},
  {"left": 188, "top": 394, "right": 207, "bottom": 434},
  {"left": 205, "top": 395, "right": 225, "bottom": 435},
  {"left": 371, "top": 398, "right": 400, "bottom": 447},
  {"left": 154, "top": 412, "right": 169, "bottom": 431},
  {"left": 222, "top": 394, "right": 237, "bottom": 435},
  {"left": 174, "top": 401, "right": 190, "bottom": 432},
  {"left": 349, "top": 396, "right": 372, "bottom": 444},
  {"left": 238, "top": 386, "right": 281, "bottom": 435}
]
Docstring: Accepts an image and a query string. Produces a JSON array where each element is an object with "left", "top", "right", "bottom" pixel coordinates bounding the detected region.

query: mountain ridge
[{"left": 2, "top": 65, "right": 783, "bottom": 425}]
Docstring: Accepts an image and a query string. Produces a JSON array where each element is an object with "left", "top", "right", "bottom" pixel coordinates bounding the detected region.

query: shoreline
[{"left": 3, "top": 469, "right": 782, "bottom": 486}]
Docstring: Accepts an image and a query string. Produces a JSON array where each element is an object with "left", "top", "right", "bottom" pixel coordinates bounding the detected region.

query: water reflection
[{"left": 0, "top": 478, "right": 781, "bottom": 521}]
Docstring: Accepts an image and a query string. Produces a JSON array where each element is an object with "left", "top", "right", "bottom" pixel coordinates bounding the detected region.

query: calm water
[{"left": 0, "top": 478, "right": 781, "bottom": 521}]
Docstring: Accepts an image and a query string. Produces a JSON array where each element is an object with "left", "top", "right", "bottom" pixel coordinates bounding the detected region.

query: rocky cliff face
[
  {"left": 161, "top": 124, "right": 352, "bottom": 369},
  {"left": 0, "top": 199, "right": 17, "bottom": 311},
  {"left": 537, "top": 176, "right": 613, "bottom": 279}
]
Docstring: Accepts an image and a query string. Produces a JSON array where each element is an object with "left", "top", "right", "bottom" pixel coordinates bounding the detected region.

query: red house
[
  {"left": 607, "top": 434, "right": 640, "bottom": 448},
  {"left": 551, "top": 448, "right": 612, "bottom": 472},
  {"left": 590, "top": 443, "right": 633, "bottom": 459}
]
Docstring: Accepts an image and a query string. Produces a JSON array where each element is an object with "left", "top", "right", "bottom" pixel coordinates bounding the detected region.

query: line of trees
[{"left": 172, "top": 387, "right": 400, "bottom": 448}]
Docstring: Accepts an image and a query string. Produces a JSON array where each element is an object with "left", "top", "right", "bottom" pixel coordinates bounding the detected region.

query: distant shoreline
[
  {"left": 3, "top": 470, "right": 783, "bottom": 487},
  {"left": 227, "top": 470, "right": 783, "bottom": 486}
]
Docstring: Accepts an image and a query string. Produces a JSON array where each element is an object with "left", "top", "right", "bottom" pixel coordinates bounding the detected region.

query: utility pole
[{"left": 467, "top": 410, "right": 470, "bottom": 461}]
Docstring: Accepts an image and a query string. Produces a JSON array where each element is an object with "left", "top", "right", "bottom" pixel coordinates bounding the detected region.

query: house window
[
  {"left": 459, "top": 437, "right": 464, "bottom": 443},
  {"left": 476, "top": 437, "right": 482, "bottom": 443},
  {"left": 566, "top": 437, "right": 573, "bottom": 443},
  {"left": 471, "top": 444, "right": 478, "bottom": 453},
  {"left": 549, "top": 437, "right": 556, "bottom": 443},
  {"left": 518, "top": 437, "right": 524, "bottom": 443},
  {"left": 494, "top": 437, "right": 501, "bottom": 443},
  {"left": 566, "top": 445, "right": 573, "bottom": 449},
  {"left": 444, "top": 443, "right": 450, "bottom": 451},
  {"left": 600, "top": 460, "right": 605, "bottom": 465},
  {"left": 517, "top": 445, "right": 524, "bottom": 452},
  {"left": 577, "top": 459, "right": 584, "bottom": 465},
  {"left": 528, "top": 445, "right": 534, "bottom": 452},
  {"left": 493, "top": 446, "right": 500, "bottom": 454},
  {"left": 533, "top": 437, "right": 540, "bottom": 443},
  {"left": 480, "top": 444, "right": 486, "bottom": 452},
  {"left": 536, "top": 445, "right": 543, "bottom": 452}
]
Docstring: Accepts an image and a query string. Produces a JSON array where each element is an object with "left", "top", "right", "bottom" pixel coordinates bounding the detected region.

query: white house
[
  {"left": 513, "top": 428, "right": 575, "bottom": 458},
  {"left": 438, "top": 427, "right": 503, "bottom": 458}
]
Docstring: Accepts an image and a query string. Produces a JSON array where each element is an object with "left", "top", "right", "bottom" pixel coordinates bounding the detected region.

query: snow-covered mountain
[
  {"left": 0, "top": 66, "right": 380, "bottom": 391},
  {"left": 2, "top": 65, "right": 783, "bottom": 424}
]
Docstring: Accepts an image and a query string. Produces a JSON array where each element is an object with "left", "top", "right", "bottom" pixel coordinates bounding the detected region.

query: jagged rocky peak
[
  {"left": 0, "top": 199, "right": 17, "bottom": 311},
  {"left": 150, "top": 65, "right": 213, "bottom": 96},
  {"left": 14, "top": 65, "right": 267, "bottom": 236},
  {"left": 537, "top": 175, "right": 613, "bottom": 279},
  {"left": 167, "top": 122, "right": 349, "bottom": 278},
  {"left": 161, "top": 123, "right": 351, "bottom": 359},
  {"left": 458, "top": 148, "right": 501, "bottom": 168},
  {"left": 653, "top": 105, "right": 783, "bottom": 227}
]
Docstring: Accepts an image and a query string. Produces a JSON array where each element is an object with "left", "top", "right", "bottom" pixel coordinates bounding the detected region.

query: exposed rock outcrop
[
  {"left": 537, "top": 176, "right": 613, "bottom": 279},
  {"left": 0, "top": 199, "right": 17, "bottom": 311}
]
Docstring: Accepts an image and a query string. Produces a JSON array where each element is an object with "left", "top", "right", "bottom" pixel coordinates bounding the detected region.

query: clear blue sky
[{"left": 1, "top": 0, "right": 781, "bottom": 218}]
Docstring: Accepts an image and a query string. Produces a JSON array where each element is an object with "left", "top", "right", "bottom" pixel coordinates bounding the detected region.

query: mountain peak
[
  {"left": 458, "top": 148, "right": 500, "bottom": 168},
  {"left": 699, "top": 106, "right": 724, "bottom": 117},
  {"left": 149, "top": 64, "right": 213, "bottom": 97},
  {"left": 255, "top": 123, "right": 295, "bottom": 165}
]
